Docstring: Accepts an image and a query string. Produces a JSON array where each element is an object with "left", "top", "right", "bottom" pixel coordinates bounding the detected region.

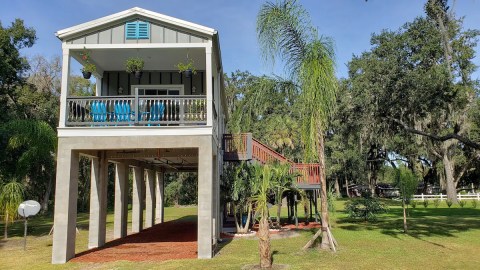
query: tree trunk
[
  {"left": 334, "top": 176, "right": 341, "bottom": 197},
  {"left": 276, "top": 196, "right": 282, "bottom": 225},
  {"left": 402, "top": 200, "right": 408, "bottom": 233},
  {"left": 318, "top": 135, "right": 331, "bottom": 250},
  {"left": 345, "top": 177, "right": 350, "bottom": 198},
  {"left": 4, "top": 212, "right": 9, "bottom": 239},
  {"left": 442, "top": 150, "right": 458, "bottom": 203},
  {"left": 258, "top": 215, "right": 272, "bottom": 269},
  {"left": 41, "top": 175, "right": 54, "bottom": 212}
]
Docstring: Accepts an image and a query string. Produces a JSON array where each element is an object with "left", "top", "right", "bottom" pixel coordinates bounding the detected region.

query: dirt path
[{"left": 72, "top": 220, "right": 197, "bottom": 262}]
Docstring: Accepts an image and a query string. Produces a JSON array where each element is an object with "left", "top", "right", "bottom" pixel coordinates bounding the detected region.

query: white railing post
[
  {"left": 440, "top": 194, "right": 443, "bottom": 201},
  {"left": 421, "top": 193, "right": 424, "bottom": 201},
  {"left": 477, "top": 193, "right": 480, "bottom": 201},
  {"left": 459, "top": 193, "right": 462, "bottom": 201}
]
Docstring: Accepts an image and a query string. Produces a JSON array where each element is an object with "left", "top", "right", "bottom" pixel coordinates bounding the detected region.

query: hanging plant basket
[
  {"left": 134, "top": 71, "right": 143, "bottom": 79},
  {"left": 82, "top": 71, "right": 92, "bottom": 79},
  {"left": 184, "top": 69, "right": 193, "bottom": 78}
]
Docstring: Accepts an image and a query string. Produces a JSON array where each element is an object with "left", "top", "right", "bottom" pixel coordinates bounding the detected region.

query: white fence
[{"left": 413, "top": 193, "right": 480, "bottom": 201}]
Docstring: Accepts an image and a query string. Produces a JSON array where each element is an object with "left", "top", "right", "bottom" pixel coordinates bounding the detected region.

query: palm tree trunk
[
  {"left": 318, "top": 134, "right": 331, "bottom": 249},
  {"left": 258, "top": 215, "right": 272, "bottom": 268},
  {"left": 4, "top": 212, "right": 8, "bottom": 239},
  {"left": 402, "top": 200, "right": 408, "bottom": 233}
]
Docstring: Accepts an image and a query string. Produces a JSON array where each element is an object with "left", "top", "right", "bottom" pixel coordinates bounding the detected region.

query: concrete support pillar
[
  {"left": 52, "top": 148, "right": 79, "bottom": 264},
  {"left": 198, "top": 138, "right": 213, "bottom": 258},
  {"left": 212, "top": 154, "right": 218, "bottom": 243},
  {"left": 58, "top": 47, "right": 70, "bottom": 128},
  {"left": 132, "top": 166, "right": 144, "bottom": 233},
  {"left": 113, "top": 162, "right": 128, "bottom": 239},
  {"left": 145, "top": 169, "right": 156, "bottom": 228},
  {"left": 155, "top": 171, "right": 164, "bottom": 224},
  {"left": 88, "top": 152, "right": 108, "bottom": 249}
]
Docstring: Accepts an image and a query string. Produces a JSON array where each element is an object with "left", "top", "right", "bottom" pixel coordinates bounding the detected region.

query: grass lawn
[{"left": 0, "top": 200, "right": 479, "bottom": 269}]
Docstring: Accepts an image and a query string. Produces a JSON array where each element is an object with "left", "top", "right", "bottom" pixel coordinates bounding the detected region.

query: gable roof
[{"left": 56, "top": 7, "right": 217, "bottom": 40}]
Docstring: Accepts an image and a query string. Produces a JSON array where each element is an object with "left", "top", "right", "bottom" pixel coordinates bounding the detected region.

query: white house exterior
[{"left": 51, "top": 7, "right": 226, "bottom": 264}]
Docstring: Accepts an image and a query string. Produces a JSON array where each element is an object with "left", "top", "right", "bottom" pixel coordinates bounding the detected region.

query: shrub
[
  {"left": 472, "top": 200, "right": 478, "bottom": 209},
  {"left": 345, "top": 193, "right": 387, "bottom": 222},
  {"left": 446, "top": 199, "right": 453, "bottom": 208},
  {"left": 433, "top": 199, "right": 441, "bottom": 208},
  {"left": 423, "top": 200, "right": 429, "bottom": 208},
  {"left": 458, "top": 200, "right": 467, "bottom": 208},
  {"left": 410, "top": 200, "right": 417, "bottom": 209}
]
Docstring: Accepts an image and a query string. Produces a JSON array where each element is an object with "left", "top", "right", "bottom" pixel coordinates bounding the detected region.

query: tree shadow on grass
[{"left": 337, "top": 207, "right": 480, "bottom": 244}]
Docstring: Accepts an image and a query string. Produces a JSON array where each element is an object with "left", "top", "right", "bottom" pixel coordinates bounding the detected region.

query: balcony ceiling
[{"left": 72, "top": 47, "right": 206, "bottom": 72}]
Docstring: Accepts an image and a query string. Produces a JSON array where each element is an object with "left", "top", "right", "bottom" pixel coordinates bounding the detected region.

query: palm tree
[
  {"left": 2, "top": 120, "right": 57, "bottom": 211},
  {"left": 272, "top": 162, "right": 295, "bottom": 227},
  {"left": 257, "top": 0, "right": 337, "bottom": 250},
  {"left": 251, "top": 163, "right": 274, "bottom": 269},
  {"left": 0, "top": 180, "right": 24, "bottom": 238}
]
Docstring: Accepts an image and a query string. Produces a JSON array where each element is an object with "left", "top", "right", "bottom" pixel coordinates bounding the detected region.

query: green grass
[{"left": 0, "top": 200, "right": 479, "bottom": 269}]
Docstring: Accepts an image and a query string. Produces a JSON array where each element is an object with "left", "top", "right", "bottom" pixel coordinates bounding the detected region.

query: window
[{"left": 125, "top": 21, "right": 150, "bottom": 39}]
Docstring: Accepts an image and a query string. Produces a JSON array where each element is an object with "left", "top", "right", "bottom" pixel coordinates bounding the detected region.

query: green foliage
[
  {"left": 125, "top": 57, "right": 144, "bottom": 73},
  {"left": 164, "top": 173, "right": 198, "bottom": 207},
  {"left": 423, "top": 200, "right": 429, "bottom": 208},
  {"left": 433, "top": 199, "right": 441, "bottom": 208},
  {"left": 81, "top": 63, "right": 96, "bottom": 73},
  {"left": 472, "top": 200, "right": 478, "bottom": 208},
  {"left": 458, "top": 200, "right": 467, "bottom": 208},
  {"left": 345, "top": 193, "right": 387, "bottom": 221},
  {"left": 410, "top": 200, "right": 417, "bottom": 209},
  {"left": 175, "top": 59, "right": 197, "bottom": 74},
  {"left": 446, "top": 199, "right": 453, "bottom": 208},
  {"left": 395, "top": 166, "right": 419, "bottom": 205},
  {"left": 0, "top": 180, "right": 24, "bottom": 234}
]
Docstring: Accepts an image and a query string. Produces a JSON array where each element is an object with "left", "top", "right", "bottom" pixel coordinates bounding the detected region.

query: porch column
[
  {"left": 205, "top": 43, "right": 213, "bottom": 126},
  {"left": 113, "top": 162, "right": 128, "bottom": 239},
  {"left": 132, "top": 166, "right": 144, "bottom": 233},
  {"left": 198, "top": 137, "right": 213, "bottom": 258},
  {"left": 88, "top": 151, "right": 108, "bottom": 249},
  {"left": 95, "top": 76, "right": 102, "bottom": 97},
  {"left": 145, "top": 169, "right": 156, "bottom": 228},
  {"left": 51, "top": 146, "right": 79, "bottom": 264},
  {"left": 58, "top": 47, "right": 70, "bottom": 128},
  {"left": 155, "top": 171, "right": 164, "bottom": 224}
]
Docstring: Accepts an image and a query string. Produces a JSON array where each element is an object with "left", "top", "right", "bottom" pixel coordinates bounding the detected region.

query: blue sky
[{"left": 1, "top": 0, "right": 479, "bottom": 79}]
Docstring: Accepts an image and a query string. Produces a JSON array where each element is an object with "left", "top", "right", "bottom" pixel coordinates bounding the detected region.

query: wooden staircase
[{"left": 223, "top": 133, "right": 321, "bottom": 188}]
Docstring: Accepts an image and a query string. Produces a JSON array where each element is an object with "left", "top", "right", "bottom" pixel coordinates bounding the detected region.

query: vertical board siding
[
  {"left": 101, "top": 71, "right": 205, "bottom": 96},
  {"left": 67, "top": 20, "right": 208, "bottom": 44}
]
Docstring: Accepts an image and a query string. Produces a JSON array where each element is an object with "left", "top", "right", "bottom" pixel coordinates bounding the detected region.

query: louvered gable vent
[{"left": 125, "top": 21, "right": 150, "bottom": 39}]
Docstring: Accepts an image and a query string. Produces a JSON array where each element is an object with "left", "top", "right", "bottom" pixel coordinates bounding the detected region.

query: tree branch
[{"left": 388, "top": 117, "right": 480, "bottom": 150}]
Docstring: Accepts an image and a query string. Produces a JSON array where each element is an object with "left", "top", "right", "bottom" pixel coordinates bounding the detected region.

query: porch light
[
  {"left": 192, "top": 86, "right": 196, "bottom": 93},
  {"left": 118, "top": 87, "right": 124, "bottom": 95}
]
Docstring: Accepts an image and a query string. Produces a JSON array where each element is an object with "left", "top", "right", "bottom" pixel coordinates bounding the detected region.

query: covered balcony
[{"left": 63, "top": 46, "right": 219, "bottom": 128}]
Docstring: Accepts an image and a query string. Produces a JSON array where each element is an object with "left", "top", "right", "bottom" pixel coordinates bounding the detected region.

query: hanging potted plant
[
  {"left": 176, "top": 59, "right": 197, "bottom": 78},
  {"left": 79, "top": 47, "right": 96, "bottom": 79},
  {"left": 81, "top": 63, "right": 96, "bottom": 79},
  {"left": 125, "top": 57, "right": 145, "bottom": 79}
]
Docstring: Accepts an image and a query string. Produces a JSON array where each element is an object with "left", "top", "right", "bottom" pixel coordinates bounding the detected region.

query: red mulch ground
[{"left": 71, "top": 220, "right": 198, "bottom": 262}]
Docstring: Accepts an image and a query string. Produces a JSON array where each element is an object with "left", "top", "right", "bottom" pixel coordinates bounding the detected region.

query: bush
[
  {"left": 423, "top": 200, "right": 429, "bottom": 208},
  {"left": 345, "top": 193, "right": 387, "bottom": 222},
  {"left": 458, "top": 200, "right": 467, "bottom": 208},
  {"left": 410, "top": 200, "right": 417, "bottom": 209},
  {"left": 446, "top": 199, "right": 453, "bottom": 208},
  {"left": 433, "top": 199, "right": 441, "bottom": 208},
  {"left": 472, "top": 200, "right": 478, "bottom": 208}
]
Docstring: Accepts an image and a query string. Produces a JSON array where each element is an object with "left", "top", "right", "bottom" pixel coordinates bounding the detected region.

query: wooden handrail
[{"left": 223, "top": 133, "right": 321, "bottom": 185}]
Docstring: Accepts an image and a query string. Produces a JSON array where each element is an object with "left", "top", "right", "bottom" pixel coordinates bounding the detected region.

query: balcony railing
[{"left": 66, "top": 95, "right": 207, "bottom": 126}]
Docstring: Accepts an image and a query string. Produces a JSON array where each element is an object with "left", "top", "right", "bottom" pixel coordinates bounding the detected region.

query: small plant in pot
[
  {"left": 176, "top": 59, "right": 197, "bottom": 78},
  {"left": 125, "top": 57, "right": 145, "bottom": 79},
  {"left": 81, "top": 63, "right": 96, "bottom": 79},
  {"left": 79, "top": 47, "right": 96, "bottom": 79}
]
